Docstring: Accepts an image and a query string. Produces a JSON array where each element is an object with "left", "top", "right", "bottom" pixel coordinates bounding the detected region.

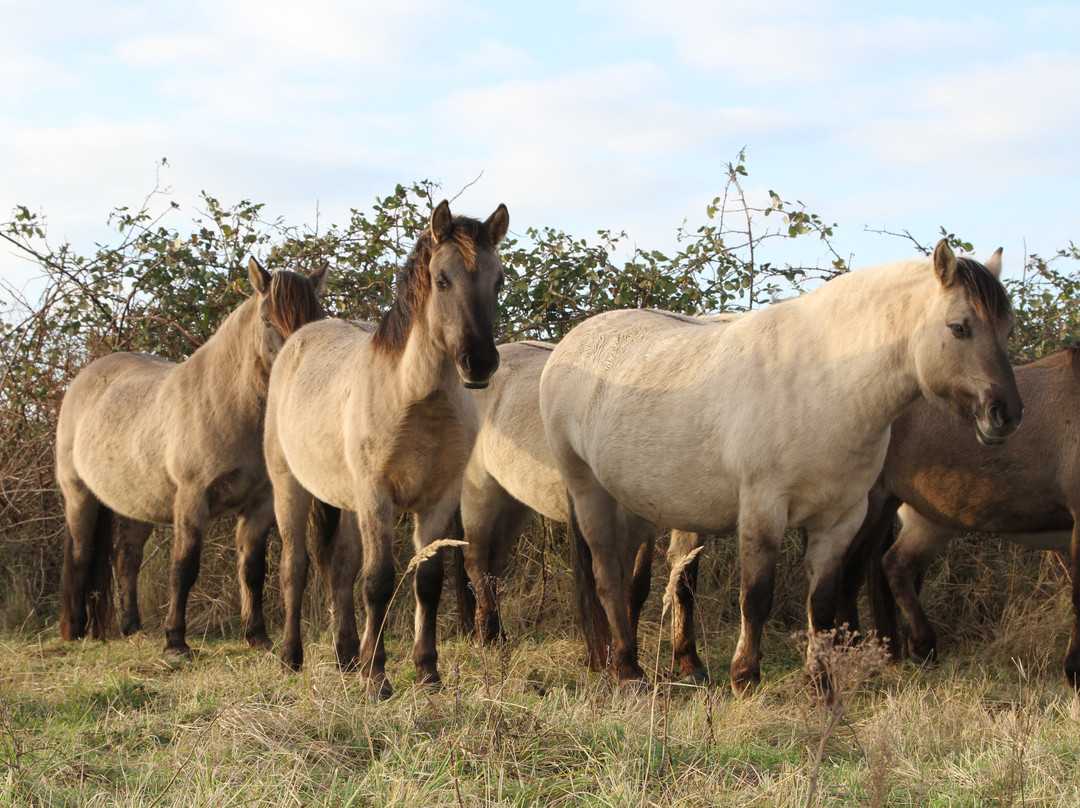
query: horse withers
[
  {"left": 57, "top": 259, "right": 326, "bottom": 654},
  {"left": 264, "top": 200, "right": 508, "bottom": 699},
  {"left": 540, "top": 241, "right": 1021, "bottom": 695},
  {"left": 839, "top": 345, "right": 1080, "bottom": 690}
]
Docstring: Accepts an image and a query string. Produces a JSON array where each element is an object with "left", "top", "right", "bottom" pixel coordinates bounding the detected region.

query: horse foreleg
[
  {"left": 882, "top": 509, "right": 955, "bottom": 665},
  {"left": 356, "top": 497, "right": 395, "bottom": 700},
  {"left": 1064, "top": 519, "right": 1080, "bottom": 691},
  {"left": 114, "top": 517, "right": 152, "bottom": 637},
  {"left": 731, "top": 501, "right": 787, "bottom": 696},
  {"left": 834, "top": 487, "right": 893, "bottom": 638},
  {"left": 163, "top": 487, "right": 209, "bottom": 657},
  {"left": 803, "top": 504, "right": 869, "bottom": 696},
  {"left": 667, "top": 530, "right": 708, "bottom": 683},
  {"left": 412, "top": 498, "right": 460, "bottom": 687},
  {"left": 235, "top": 500, "right": 274, "bottom": 651}
]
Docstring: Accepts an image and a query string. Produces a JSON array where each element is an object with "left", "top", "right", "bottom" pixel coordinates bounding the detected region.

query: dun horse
[
  {"left": 264, "top": 200, "right": 508, "bottom": 699},
  {"left": 454, "top": 339, "right": 704, "bottom": 677},
  {"left": 57, "top": 260, "right": 326, "bottom": 653},
  {"left": 838, "top": 346, "right": 1080, "bottom": 690},
  {"left": 540, "top": 242, "right": 1022, "bottom": 693}
]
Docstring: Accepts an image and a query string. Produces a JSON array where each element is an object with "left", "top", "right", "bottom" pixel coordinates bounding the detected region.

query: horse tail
[
  {"left": 567, "top": 493, "right": 612, "bottom": 671},
  {"left": 449, "top": 510, "right": 476, "bottom": 637},
  {"left": 307, "top": 499, "right": 342, "bottom": 572},
  {"left": 61, "top": 504, "right": 115, "bottom": 641}
]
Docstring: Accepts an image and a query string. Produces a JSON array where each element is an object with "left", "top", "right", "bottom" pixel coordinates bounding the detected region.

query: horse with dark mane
[
  {"left": 839, "top": 345, "right": 1080, "bottom": 690},
  {"left": 57, "top": 259, "right": 326, "bottom": 654},
  {"left": 265, "top": 200, "right": 508, "bottom": 699},
  {"left": 541, "top": 242, "right": 1021, "bottom": 694}
]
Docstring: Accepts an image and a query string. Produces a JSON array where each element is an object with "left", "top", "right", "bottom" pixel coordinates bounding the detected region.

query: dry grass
[{"left": 1, "top": 514, "right": 1078, "bottom": 805}]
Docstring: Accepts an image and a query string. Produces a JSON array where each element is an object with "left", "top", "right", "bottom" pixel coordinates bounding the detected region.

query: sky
[{"left": 2, "top": 0, "right": 1078, "bottom": 297}]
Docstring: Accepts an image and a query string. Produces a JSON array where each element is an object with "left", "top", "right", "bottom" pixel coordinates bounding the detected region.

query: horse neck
[
  {"left": 390, "top": 315, "right": 458, "bottom": 402},
  {"left": 794, "top": 262, "right": 933, "bottom": 431},
  {"left": 178, "top": 297, "right": 268, "bottom": 418}
]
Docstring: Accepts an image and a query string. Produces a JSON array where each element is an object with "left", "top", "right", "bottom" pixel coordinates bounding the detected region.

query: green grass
[{"left": 2, "top": 620, "right": 1079, "bottom": 807}]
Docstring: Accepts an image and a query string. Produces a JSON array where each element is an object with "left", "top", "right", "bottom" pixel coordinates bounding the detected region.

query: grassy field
[
  {"left": 2, "top": 524, "right": 1079, "bottom": 806},
  {"left": 3, "top": 550, "right": 1080, "bottom": 807}
]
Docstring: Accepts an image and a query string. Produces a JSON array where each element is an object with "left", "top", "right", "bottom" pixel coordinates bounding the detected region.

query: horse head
[
  {"left": 248, "top": 257, "right": 328, "bottom": 373},
  {"left": 913, "top": 240, "right": 1022, "bottom": 445},
  {"left": 424, "top": 200, "right": 509, "bottom": 389}
]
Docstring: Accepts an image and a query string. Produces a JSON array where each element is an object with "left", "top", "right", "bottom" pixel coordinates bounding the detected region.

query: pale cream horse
[
  {"left": 265, "top": 200, "right": 508, "bottom": 699},
  {"left": 540, "top": 242, "right": 1022, "bottom": 694},
  {"left": 458, "top": 332, "right": 719, "bottom": 679},
  {"left": 57, "top": 260, "right": 326, "bottom": 653}
]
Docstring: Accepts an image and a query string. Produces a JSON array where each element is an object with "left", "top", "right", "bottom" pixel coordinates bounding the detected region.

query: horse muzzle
[
  {"left": 973, "top": 400, "right": 1023, "bottom": 446},
  {"left": 457, "top": 349, "right": 500, "bottom": 390}
]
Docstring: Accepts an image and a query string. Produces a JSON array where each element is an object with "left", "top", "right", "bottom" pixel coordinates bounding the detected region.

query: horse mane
[
  {"left": 952, "top": 256, "right": 1013, "bottom": 326},
  {"left": 373, "top": 216, "right": 496, "bottom": 356},
  {"left": 266, "top": 271, "right": 325, "bottom": 337}
]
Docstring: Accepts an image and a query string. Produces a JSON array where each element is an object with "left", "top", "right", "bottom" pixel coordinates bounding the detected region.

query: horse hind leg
[
  {"left": 60, "top": 485, "right": 114, "bottom": 641},
  {"left": 114, "top": 517, "right": 153, "bottom": 636},
  {"left": 235, "top": 500, "right": 276, "bottom": 651},
  {"left": 163, "top": 487, "right": 209, "bottom": 657},
  {"left": 312, "top": 504, "right": 362, "bottom": 671},
  {"left": 567, "top": 477, "right": 648, "bottom": 684},
  {"left": 463, "top": 490, "right": 531, "bottom": 645}
]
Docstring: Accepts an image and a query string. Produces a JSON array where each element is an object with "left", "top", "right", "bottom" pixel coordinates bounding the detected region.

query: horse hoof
[
  {"left": 366, "top": 677, "right": 394, "bottom": 702},
  {"left": 280, "top": 651, "right": 303, "bottom": 672},
  {"left": 163, "top": 644, "right": 192, "bottom": 660},
  {"left": 248, "top": 635, "right": 274, "bottom": 653},
  {"left": 120, "top": 620, "right": 143, "bottom": 637},
  {"left": 730, "top": 670, "right": 760, "bottom": 697},
  {"left": 907, "top": 647, "right": 938, "bottom": 667},
  {"left": 680, "top": 669, "right": 710, "bottom": 686}
]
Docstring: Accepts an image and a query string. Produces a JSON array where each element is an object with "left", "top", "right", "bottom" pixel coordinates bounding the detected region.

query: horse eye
[
  {"left": 949, "top": 322, "right": 967, "bottom": 339},
  {"left": 435, "top": 275, "right": 449, "bottom": 291}
]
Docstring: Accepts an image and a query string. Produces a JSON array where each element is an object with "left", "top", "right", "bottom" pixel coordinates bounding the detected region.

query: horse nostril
[{"left": 988, "top": 405, "right": 1005, "bottom": 429}]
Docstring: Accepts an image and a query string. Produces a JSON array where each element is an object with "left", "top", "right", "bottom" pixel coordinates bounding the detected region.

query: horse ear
[
  {"left": 248, "top": 257, "right": 272, "bottom": 295},
  {"left": 984, "top": 247, "right": 1003, "bottom": 279},
  {"left": 932, "top": 239, "right": 957, "bottom": 287},
  {"left": 430, "top": 200, "right": 453, "bottom": 245},
  {"left": 484, "top": 204, "right": 510, "bottom": 245},
  {"left": 308, "top": 262, "right": 329, "bottom": 295}
]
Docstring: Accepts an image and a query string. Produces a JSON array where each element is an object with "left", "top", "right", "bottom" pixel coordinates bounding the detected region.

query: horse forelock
[
  {"left": 265, "top": 271, "right": 325, "bottom": 337},
  {"left": 373, "top": 215, "right": 497, "bottom": 356},
  {"left": 952, "top": 256, "right": 1013, "bottom": 327}
]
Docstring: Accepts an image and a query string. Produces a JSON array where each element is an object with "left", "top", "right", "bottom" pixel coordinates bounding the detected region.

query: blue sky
[{"left": 2, "top": 0, "right": 1078, "bottom": 294}]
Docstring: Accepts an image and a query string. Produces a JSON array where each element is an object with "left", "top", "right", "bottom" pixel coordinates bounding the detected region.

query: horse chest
[{"left": 379, "top": 400, "right": 473, "bottom": 511}]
